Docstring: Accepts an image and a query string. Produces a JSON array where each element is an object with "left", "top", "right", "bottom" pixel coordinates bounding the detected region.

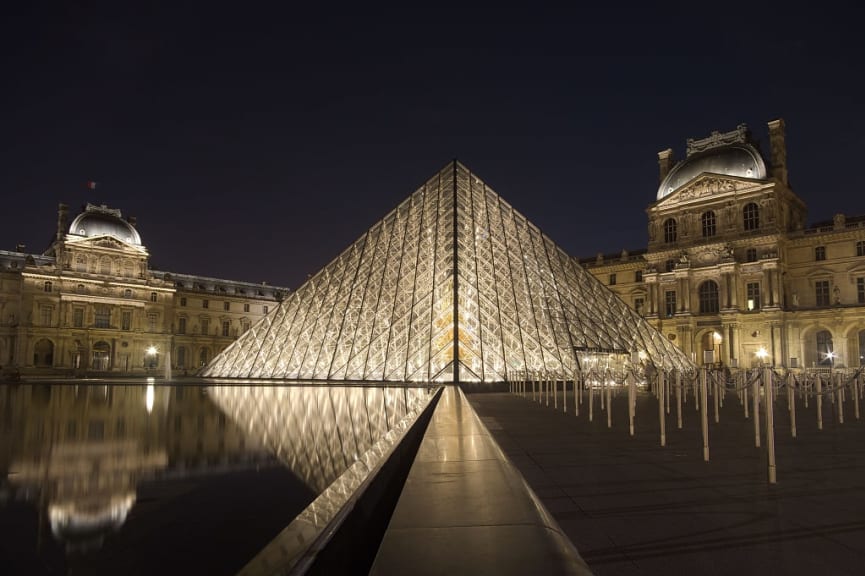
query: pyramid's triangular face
[{"left": 203, "top": 161, "right": 692, "bottom": 382}]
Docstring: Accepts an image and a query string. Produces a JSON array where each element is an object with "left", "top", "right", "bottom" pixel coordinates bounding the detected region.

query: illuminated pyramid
[{"left": 203, "top": 161, "right": 691, "bottom": 382}]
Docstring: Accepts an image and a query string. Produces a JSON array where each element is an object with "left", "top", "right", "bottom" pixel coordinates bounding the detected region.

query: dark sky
[{"left": 3, "top": 2, "right": 864, "bottom": 289}]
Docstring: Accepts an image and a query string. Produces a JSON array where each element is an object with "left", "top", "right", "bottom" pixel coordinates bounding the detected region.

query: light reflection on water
[{"left": 0, "top": 381, "right": 432, "bottom": 576}]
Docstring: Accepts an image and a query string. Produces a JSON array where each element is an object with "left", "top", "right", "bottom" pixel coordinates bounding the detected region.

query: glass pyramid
[{"left": 202, "top": 161, "right": 692, "bottom": 382}]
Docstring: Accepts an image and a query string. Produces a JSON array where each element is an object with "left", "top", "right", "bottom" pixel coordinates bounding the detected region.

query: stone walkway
[{"left": 466, "top": 388, "right": 865, "bottom": 576}]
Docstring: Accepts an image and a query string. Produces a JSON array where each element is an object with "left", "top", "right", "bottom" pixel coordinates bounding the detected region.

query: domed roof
[
  {"left": 657, "top": 143, "right": 767, "bottom": 200},
  {"left": 68, "top": 204, "right": 142, "bottom": 245}
]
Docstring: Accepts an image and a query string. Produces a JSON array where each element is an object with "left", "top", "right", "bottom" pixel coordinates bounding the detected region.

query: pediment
[
  {"left": 66, "top": 234, "right": 146, "bottom": 253},
  {"left": 655, "top": 173, "right": 763, "bottom": 208}
]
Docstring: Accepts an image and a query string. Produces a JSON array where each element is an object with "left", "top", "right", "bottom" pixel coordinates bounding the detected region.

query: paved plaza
[{"left": 467, "top": 388, "right": 865, "bottom": 576}]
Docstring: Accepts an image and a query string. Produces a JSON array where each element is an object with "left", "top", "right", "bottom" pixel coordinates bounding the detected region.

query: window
[
  {"left": 95, "top": 306, "right": 111, "bottom": 328},
  {"left": 147, "top": 313, "right": 158, "bottom": 332},
  {"left": 746, "top": 282, "right": 760, "bottom": 311},
  {"left": 44, "top": 281, "right": 52, "bottom": 292},
  {"left": 124, "top": 289, "right": 132, "bottom": 298},
  {"left": 663, "top": 218, "right": 677, "bottom": 243},
  {"left": 199, "top": 348, "right": 210, "bottom": 367},
  {"left": 664, "top": 290, "right": 677, "bottom": 318},
  {"left": 858, "top": 240, "right": 865, "bottom": 257},
  {"left": 635, "top": 270, "right": 643, "bottom": 282},
  {"left": 743, "top": 203, "right": 760, "bottom": 231},
  {"left": 222, "top": 320, "right": 230, "bottom": 337},
  {"left": 701, "top": 211, "right": 716, "bottom": 238},
  {"left": 815, "top": 280, "right": 830, "bottom": 306},
  {"left": 150, "top": 292, "right": 158, "bottom": 302},
  {"left": 241, "top": 320, "right": 250, "bottom": 333},
  {"left": 202, "top": 299, "right": 209, "bottom": 309},
  {"left": 73, "top": 308, "right": 84, "bottom": 328},
  {"left": 698, "top": 280, "right": 720, "bottom": 314},
  {"left": 665, "top": 259, "right": 676, "bottom": 273},
  {"left": 223, "top": 301, "right": 230, "bottom": 311},
  {"left": 263, "top": 305, "right": 269, "bottom": 314},
  {"left": 180, "top": 296, "right": 187, "bottom": 307},
  {"left": 609, "top": 273, "right": 617, "bottom": 286},
  {"left": 816, "top": 330, "right": 834, "bottom": 366},
  {"left": 100, "top": 258, "right": 112, "bottom": 275},
  {"left": 243, "top": 303, "right": 250, "bottom": 312},
  {"left": 121, "top": 310, "right": 132, "bottom": 331},
  {"left": 634, "top": 298, "right": 644, "bottom": 316},
  {"left": 200, "top": 317, "right": 210, "bottom": 335},
  {"left": 178, "top": 317, "right": 187, "bottom": 335},
  {"left": 76, "top": 256, "right": 87, "bottom": 272},
  {"left": 76, "top": 283, "right": 85, "bottom": 293},
  {"left": 746, "top": 248, "right": 758, "bottom": 262},
  {"left": 857, "top": 277, "right": 864, "bottom": 304},
  {"left": 40, "top": 305, "right": 53, "bottom": 326},
  {"left": 815, "top": 246, "right": 826, "bottom": 261},
  {"left": 177, "top": 346, "right": 187, "bottom": 369}
]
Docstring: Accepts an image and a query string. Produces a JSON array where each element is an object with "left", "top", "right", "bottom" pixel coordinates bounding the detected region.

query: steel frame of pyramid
[{"left": 203, "top": 161, "right": 693, "bottom": 382}]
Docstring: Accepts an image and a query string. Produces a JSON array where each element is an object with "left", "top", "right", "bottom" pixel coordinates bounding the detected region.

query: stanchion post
[{"left": 701, "top": 367, "right": 709, "bottom": 461}]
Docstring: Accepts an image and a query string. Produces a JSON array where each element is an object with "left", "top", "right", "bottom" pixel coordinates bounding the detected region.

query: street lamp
[
  {"left": 756, "top": 347, "right": 769, "bottom": 366},
  {"left": 712, "top": 331, "right": 723, "bottom": 368},
  {"left": 145, "top": 345, "right": 158, "bottom": 370}
]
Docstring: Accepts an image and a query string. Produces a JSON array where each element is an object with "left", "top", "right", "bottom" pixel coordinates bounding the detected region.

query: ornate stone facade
[
  {"left": 581, "top": 120, "right": 865, "bottom": 369},
  {"left": 0, "top": 203, "right": 289, "bottom": 378}
]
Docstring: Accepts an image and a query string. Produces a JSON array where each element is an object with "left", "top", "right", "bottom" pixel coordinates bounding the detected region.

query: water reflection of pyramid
[{"left": 203, "top": 161, "right": 691, "bottom": 382}]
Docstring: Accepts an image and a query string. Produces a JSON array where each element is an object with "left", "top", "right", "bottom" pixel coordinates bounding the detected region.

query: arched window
[
  {"left": 743, "top": 203, "right": 760, "bottom": 231},
  {"left": 76, "top": 256, "right": 87, "bottom": 272},
  {"left": 663, "top": 218, "right": 677, "bottom": 243},
  {"left": 33, "top": 339, "right": 54, "bottom": 366},
  {"left": 698, "top": 280, "right": 720, "bottom": 314},
  {"left": 701, "top": 211, "right": 716, "bottom": 237},
  {"left": 816, "top": 330, "right": 834, "bottom": 366},
  {"left": 199, "top": 347, "right": 210, "bottom": 367},
  {"left": 100, "top": 257, "right": 112, "bottom": 275},
  {"left": 176, "top": 346, "right": 187, "bottom": 369}
]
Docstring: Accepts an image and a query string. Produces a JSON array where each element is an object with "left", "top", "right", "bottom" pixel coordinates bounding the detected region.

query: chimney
[
  {"left": 767, "top": 119, "right": 788, "bottom": 186},
  {"left": 658, "top": 148, "right": 675, "bottom": 183},
  {"left": 57, "top": 203, "right": 68, "bottom": 241},
  {"left": 127, "top": 215, "right": 137, "bottom": 228}
]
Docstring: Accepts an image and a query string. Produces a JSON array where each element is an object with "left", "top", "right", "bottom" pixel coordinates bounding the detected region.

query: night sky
[{"left": 3, "top": 2, "right": 863, "bottom": 290}]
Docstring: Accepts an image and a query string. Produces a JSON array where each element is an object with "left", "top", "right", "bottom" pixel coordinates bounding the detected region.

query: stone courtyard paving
[{"left": 467, "top": 389, "right": 865, "bottom": 576}]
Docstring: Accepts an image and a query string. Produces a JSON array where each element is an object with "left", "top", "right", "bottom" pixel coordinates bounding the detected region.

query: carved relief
[{"left": 677, "top": 177, "right": 738, "bottom": 200}]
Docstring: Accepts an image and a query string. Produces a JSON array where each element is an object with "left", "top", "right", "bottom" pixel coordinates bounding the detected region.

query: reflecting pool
[{"left": 0, "top": 382, "right": 434, "bottom": 575}]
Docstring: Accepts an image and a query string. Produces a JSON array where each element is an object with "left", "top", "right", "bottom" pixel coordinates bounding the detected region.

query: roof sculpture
[{"left": 203, "top": 161, "right": 692, "bottom": 382}]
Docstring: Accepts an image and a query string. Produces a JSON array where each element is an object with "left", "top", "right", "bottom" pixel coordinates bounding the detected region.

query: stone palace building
[
  {"left": 0, "top": 203, "right": 288, "bottom": 378},
  {"left": 580, "top": 120, "right": 865, "bottom": 369}
]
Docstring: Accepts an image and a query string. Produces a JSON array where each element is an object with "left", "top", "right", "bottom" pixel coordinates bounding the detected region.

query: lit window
[
  {"left": 663, "top": 218, "right": 677, "bottom": 243},
  {"left": 816, "top": 330, "right": 834, "bottom": 365},
  {"left": 95, "top": 306, "right": 111, "bottom": 328},
  {"left": 815, "top": 280, "right": 830, "bottom": 306},
  {"left": 746, "top": 282, "right": 760, "bottom": 311},
  {"left": 701, "top": 211, "right": 716, "bottom": 238},
  {"left": 698, "top": 281, "right": 719, "bottom": 314},
  {"left": 665, "top": 290, "right": 676, "bottom": 318},
  {"left": 609, "top": 273, "right": 616, "bottom": 286},
  {"left": 815, "top": 246, "right": 826, "bottom": 261},
  {"left": 743, "top": 203, "right": 760, "bottom": 231}
]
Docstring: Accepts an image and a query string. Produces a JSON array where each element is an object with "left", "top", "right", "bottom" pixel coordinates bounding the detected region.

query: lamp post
[
  {"left": 713, "top": 331, "right": 723, "bottom": 369},
  {"left": 145, "top": 345, "right": 158, "bottom": 372}
]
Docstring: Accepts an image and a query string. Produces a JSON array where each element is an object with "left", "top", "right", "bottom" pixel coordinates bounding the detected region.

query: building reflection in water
[
  {"left": 207, "top": 384, "right": 434, "bottom": 493},
  {"left": 0, "top": 383, "right": 269, "bottom": 555},
  {"left": 0, "top": 382, "right": 434, "bottom": 573}
]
